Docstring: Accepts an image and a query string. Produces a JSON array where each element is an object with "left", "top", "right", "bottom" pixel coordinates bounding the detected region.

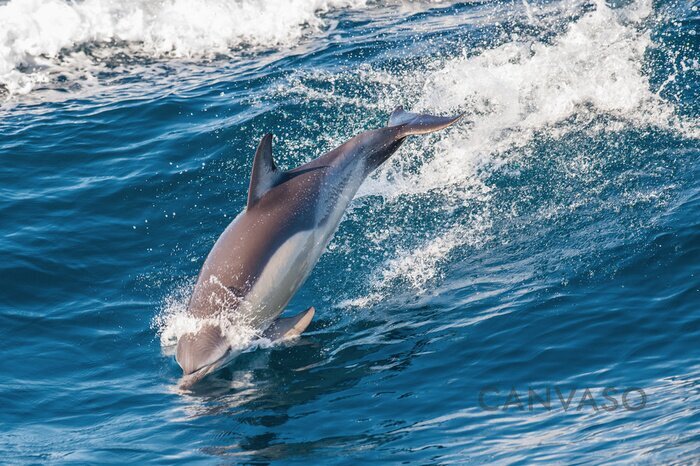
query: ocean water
[{"left": 1, "top": 0, "right": 699, "bottom": 463}]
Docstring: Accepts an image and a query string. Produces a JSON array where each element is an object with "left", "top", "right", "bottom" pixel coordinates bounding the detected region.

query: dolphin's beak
[
  {"left": 175, "top": 324, "right": 233, "bottom": 389},
  {"left": 178, "top": 349, "right": 232, "bottom": 389}
]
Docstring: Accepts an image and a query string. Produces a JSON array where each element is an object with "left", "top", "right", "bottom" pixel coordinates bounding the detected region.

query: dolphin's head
[{"left": 176, "top": 324, "right": 232, "bottom": 388}]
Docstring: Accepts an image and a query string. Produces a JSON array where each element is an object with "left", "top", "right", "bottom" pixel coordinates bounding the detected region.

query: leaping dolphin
[{"left": 176, "top": 106, "right": 462, "bottom": 386}]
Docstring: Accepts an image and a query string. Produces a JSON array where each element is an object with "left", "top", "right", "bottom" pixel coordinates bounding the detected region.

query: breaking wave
[
  {"left": 0, "top": 0, "right": 367, "bottom": 96},
  {"left": 149, "top": 0, "right": 699, "bottom": 342},
  {"left": 330, "top": 0, "right": 699, "bottom": 306}
]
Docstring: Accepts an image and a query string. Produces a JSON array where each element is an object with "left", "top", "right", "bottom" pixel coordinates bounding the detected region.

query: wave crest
[{"left": 0, "top": 0, "right": 366, "bottom": 96}]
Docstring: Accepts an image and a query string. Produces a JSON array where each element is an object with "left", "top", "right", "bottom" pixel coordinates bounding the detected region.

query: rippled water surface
[{"left": 1, "top": 0, "right": 700, "bottom": 463}]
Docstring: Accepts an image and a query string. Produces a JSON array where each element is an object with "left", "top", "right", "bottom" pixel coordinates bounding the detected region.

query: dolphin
[{"left": 176, "top": 106, "right": 462, "bottom": 386}]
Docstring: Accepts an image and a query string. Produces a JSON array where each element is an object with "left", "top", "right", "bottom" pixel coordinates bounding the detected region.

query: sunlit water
[{"left": 1, "top": 0, "right": 699, "bottom": 463}]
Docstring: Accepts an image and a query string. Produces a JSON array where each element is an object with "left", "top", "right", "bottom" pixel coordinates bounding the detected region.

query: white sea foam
[
  {"left": 366, "top": 0, "right": 683, "bottom": 196},
  {"left": 338, "top": 0, "right": 700, "bottom": 305},
  {"left": 153, "top": 282, "right": 264, "bottom": 356},
  {"left": 0, "top": 0, "right": 368, "bottom": 96}
]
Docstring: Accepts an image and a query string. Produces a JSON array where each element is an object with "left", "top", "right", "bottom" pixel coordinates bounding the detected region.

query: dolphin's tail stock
[
  {"left": 387, "top": 105, "right": 464, "bottom": 136},
  {"left": 176, "top": 324, "right": 231, "bottom": 387}
]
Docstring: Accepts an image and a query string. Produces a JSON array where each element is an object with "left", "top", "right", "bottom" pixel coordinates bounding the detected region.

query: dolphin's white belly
[
  {"left": 244, "top": 230, "right": 316, "bottom": 328},
  {"left": 244, "top": 163, "right": 364, "bottom": 330}
]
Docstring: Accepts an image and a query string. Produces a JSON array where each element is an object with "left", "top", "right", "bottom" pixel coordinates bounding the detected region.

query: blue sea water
[{"left": 1, "top": 0, "right": 700, "bottom": 463}]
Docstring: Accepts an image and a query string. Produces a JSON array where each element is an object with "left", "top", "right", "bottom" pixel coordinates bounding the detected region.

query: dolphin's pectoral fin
[
  {"left": 176, "top": 324, "right": 230, "bottom": 376},
  {"left": 248, "top": 133, "right": 282, "bottom": 208},
  {"left": 263, "top": 306, "right": 315, "bottom": 342},
  {"left": 388, "top": 105, "right": 464, "bottom": 136}
]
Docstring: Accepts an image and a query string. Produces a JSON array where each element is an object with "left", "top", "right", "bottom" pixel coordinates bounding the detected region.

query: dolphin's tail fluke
[
  {"left": 176, "top": 324, "right": 230, "bottom": 377},
  {"left": 362, "top": 106, "right": 463, "bottom": 173},
  {"left": 387, "top": 106, "right": 463, "bottom": 136}
]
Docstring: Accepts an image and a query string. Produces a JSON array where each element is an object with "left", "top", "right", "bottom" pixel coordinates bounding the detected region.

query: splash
[
  {"left": 152, "top": 281, "right": 263, "bottom": 356},
  {"left": 367, "top": 0, "right": 686, "bottom": 197},
  {"left": 338, "top": 0, "right": 699, "bottom": 306}
]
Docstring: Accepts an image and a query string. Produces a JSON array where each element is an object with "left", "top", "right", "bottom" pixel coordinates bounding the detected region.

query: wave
[
  {"left": 332, "top": 0, "right": 699, "bottom": 306},
  {"left": 363, "top": 0, "right": 691, "bottom": 196},
  {"left": 0, "top": 0, "right": 368, "bottom": 97},
  {"left": 155, "top": 0, "right": 698, "bottom": 341}
]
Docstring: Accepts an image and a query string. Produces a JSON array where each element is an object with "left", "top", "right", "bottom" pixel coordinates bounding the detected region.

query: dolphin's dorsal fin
[{"left": 248, "top": 133, "right": 281, "bottom": 207}]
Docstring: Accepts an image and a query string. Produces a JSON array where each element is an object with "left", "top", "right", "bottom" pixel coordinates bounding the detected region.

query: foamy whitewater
[
  {"left": 341, "top": 0, "right": 699, "bottom": 305},
  {"left": 0, "top": 0, "right": 367, "bottom": 95},
  {"left": 2, "top": 0, "right": 699, "bottom": 462}
]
